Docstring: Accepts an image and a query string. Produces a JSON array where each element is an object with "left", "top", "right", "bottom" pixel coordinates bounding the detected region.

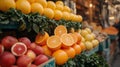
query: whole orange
[
  {"left": 16, "top": 0, "right": 31, "bottom": 14},
  {"left": 54, "top": 10, "right": 62, "bottom": 20},
  {"left": 0, "top": 0, "right": 16, "bottom": 11},
  {"left": 52, "top": 50, "right": 68, "bottom": 65},
  {"left": 63, "top": 47, "right": 76, "bottom": 58},
  {"left": 31, "top": 3, "right": 44, "bottom": 15},
  {"left": 72, "top": 44, "right": 81, "bottom": 55},
  {"left": 43, "top": 8, "right": 54, "bottom": 19}
]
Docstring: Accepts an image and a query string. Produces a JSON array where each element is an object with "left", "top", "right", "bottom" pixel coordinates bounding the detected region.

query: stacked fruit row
[
  {"left": 0, "top": 36, "right": 49, "bottom": 67},
  {"left": 0, "top": 0, "right": 82, "bottom": 22}
]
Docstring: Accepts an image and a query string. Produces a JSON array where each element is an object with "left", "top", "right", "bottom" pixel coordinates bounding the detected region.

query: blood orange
[
  {"left": 0, "top": 45, "right": 4, "bottom": 55},
  {"left": 11, "top": 42, "right": 27, "bottom": 56}
]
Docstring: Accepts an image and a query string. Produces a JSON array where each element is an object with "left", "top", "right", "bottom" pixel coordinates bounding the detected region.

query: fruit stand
[{"left": 0, "top": 0, "right": 113, "bottom": 67}]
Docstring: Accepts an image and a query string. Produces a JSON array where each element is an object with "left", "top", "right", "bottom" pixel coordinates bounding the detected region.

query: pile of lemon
[{"left": 0, "top": 0, "right": 82, "bottom": 22}]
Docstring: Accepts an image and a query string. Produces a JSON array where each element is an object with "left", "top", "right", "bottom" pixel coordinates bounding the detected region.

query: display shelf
[
  {"left": 38, "top": 57, "right": 55, "bottom": 67},
  {"left": 98, "top": 40, "right": 106, "bottom": 51},
  {"left": 0, "top": 24, "right": 19, "bottom": 29},
  {"left": 108, "top": 35, "right": 118, "bottom": 40}
]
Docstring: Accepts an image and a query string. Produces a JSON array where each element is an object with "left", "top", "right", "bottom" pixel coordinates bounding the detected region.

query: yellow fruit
[
  {"left": 63, "top": 6, "right": 71, "bottom": 13},
  {"left": 80, "top": 30, "right": 89, "bottom": 37},
  {"left": 85, "top": 34, "right": 94, "bottom": 41},
  {"left": 47, "top": 1, "right": 56, "bottom": 10},
  {"left": 85, "top": 41, "right": 93, "bottom": 50},
  {"left": 77, "top": 15, "right": 83, "bottom": 22},
  {"left": 16, "top": 0, "right": 31, "bottom": 14},
  {"left": 69, "top": 13, "right": 76, "bottom": 21},
  {"left": 62, "top": 12, "right": 70, "bottom": 20},
  {"left": 43, "top": 8, "right": 54, "bottom": 19},
  {"left": 56, "top": 4, "right": 63, "bottom": 11},
  {"left": 36, "top": 0, "right": 47, "bottom": 8},
  {"left": 91, "top": 33, "right": 96, "bottom": 39},
  {"left": 52, "top": 50, "right": 68, "bottom": 65},
  {"left": 81, "top": 36, "right": 85, "bottom": 42},
  {"left": 54, "top": 10, "right": 62, "bottom": 20},
  {"left": 56, "top": 1, "right": 64, "bottom": 6},
  {"left": 31, "top": 3, "right": 44, "bottom": 15},
  {"left": 0, "top": 0, "right": 16, "bottom": 11},
  {"left": 27, "top": 0, "right": 35, "bottom": 4},
  {"left": 92, "top": 39, "right": 99, "bottom": 48},
  {"left": 85, "top": 28, "right": 92, "bottom": 34}
]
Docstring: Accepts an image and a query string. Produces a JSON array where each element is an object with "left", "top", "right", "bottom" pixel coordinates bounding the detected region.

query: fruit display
[
  {"left": 0, "top": 0, "right": 102, "bottom": 67},
  {"left": 0, "top": 36, "right": 49, "bottom": 67}
]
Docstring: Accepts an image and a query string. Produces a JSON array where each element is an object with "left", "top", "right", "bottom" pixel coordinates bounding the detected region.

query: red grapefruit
[
  {"left": 11, "top": 42, "right": 27, "bottom": 56},
  {"left": 0, "top": 45, "right": 4, "bottom": 55}
]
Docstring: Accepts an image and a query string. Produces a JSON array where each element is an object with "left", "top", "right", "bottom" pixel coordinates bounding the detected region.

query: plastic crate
[{"left": 38, "top": 57, "right": 55, "bottom": 67}]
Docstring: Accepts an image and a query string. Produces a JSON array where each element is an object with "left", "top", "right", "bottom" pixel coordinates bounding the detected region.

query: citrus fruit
[
  {"left": 62, "top": 12, "right": 70, "bottom": 20},
  {"left": 80, "top": 30, "right": 89, "bottom": 37},
  {"left": 69, "top": 33, "right": 78, "bottom": 44},
  {"left": 0, "top": 52, "right": 16, "bottom": 67},
  {"left": 1, "top": 36, "right": 18, "bottom": 49},
  {"left": 0, "top": 45, "right": 4, "bottom": 55},
  {"left": 77, "top": 15, "right": 83, "bottom": 22},
  {"left": 85, "top": 28, "right": 92, "bottom": 34},
  {"left": 11, "top": 42, "right": 27, "bottom": 56},
  {"left": 79, "top": 42, "right": 86, "bottom": 51},
  {"left": 85, "top": 34, "right": 94, "bottom": 41},
  {"left": 31, "top": 3, "right": 44, "bottom": 15},
  {"left": 47, "top": 1, "right": 56, "bottom": 10},
  {"left": 35, "top": 0, "right": 47, "bottom": 8},
  {"left": 73, "top": 32, "right": 82, "bottom": 44},
  {"left": 60, "top": 33, "right": 74, "bottom": 48},
  {"left": 54, "top": 10, "right": 62, "bottom": 20},
  {"left": 63, "top": 6, "right": 71, "bottom": 13},
  {"left": 63, "top": 47, "right": 75, "bottom": 58},
  {"left": 72, "top": 44, "right": 81, "bottom": 55},
  {"left": 55, "top": 1, "right": 64, "bottom": 6},
  {"left": 47, "top": 35, "right": 62, "bottom": 51},
  {"left": 0, "top": 0, "right": 16, "bottom": 11},
  {"left": 16, "top": 0, "right": 31, "bottom": 14},
  {"left": 85, "top": 41, "right": 93, "bottom": 50},
  {"left": 27, "top": 0, "right": 35, "bottom": 4},
  {"left": 43, "top": 8, "right": 54, "bottom": 19},
  {"left": 41, "top": 45, "right": 52, "bottom": 56},
  {"left": 92, "top": 39, "right": 99, "bottom": 48},
  {"left": 35, "top": 32, "right": 49, "bottom": 45},
  {"left": 34, "top": 54, "right": 48, "bottom": 65},
  {"left": 54, "top": 25, "right": 67, "bottom": 36},
  {"left": 56, "top": 4, "right": 63, "bottom": 11},
  {"left": 52, "top": 50, "right": 68, "bottom": 65}
]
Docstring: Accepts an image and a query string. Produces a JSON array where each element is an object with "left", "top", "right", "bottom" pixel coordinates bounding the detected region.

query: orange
[
  {"left": 63, "top": 47, "right": 75, "bottom": 58},
  {"left": 79, "top": 42, "right": 86, "bottom": 51},
  {"left": 43, "top": 8, "right": 54, "bottom": 19},
  {"left": 27, "top": 0, "right": 35, "bottom": 4},
  {"left": 70, "top": 13, "right": 76, "bottom": 21},
  {"left": 77, "top": 15, "right": 83, "bottom": 22},
  {"left": 62, "top": 12, "right": 70, "bottom": 20},
  {"left": 41, "top": 45, "right": 52, "bottom": 56},
  {"left": 35, "top": 0, "right": 47, "bottom": 8},
  {"left": 54, "top": 10, "right": 62, "bottom": 20},
  {"left": 47, "top": 1, "right": 56, "bottom": 10},
  {"left": 35, "top": 32, "right": 49, "bottom": 45},
  {"left": 63, "top": 6, "right": 71, "bottom": 13},
  {"left": 54, "top": 25, "right": 67, "bottom": 36},
  {"left": 47, "top": 35, "right": 62, "bottom": 51},
  {"left": 0, "top": 0, "right": 16, "bottom": 11},
  {"left": 60, "top": 33, "right": 74, "bottom": 48},
  {"left": 69, "top": 33, "right": 78, "bottom": 44},
  {"left": 52, "top": 50, "right": 68, "bottom": 65},
  {"left": 56, "top": 4, "right": 63, "bottom": 11},
  {"left": 73, "top": 32, "right": 82, "bottom": 44},
  {"left": 31, "top": 3, "right": 44, "bottom": 15},
  {"left": 16, "top": 0, "right": 31, "bottom": 14},
  {"left": 72, "top": 44, "right": 81, "bottom": 55},
  {"left": 55, "top": 1, "right": 64, "bottom": 6}
]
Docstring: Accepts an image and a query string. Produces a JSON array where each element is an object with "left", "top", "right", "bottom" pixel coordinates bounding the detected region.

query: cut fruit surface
[
  {"left": 54, "top": 25, "right": 67, "bottom": 36},
  {"left": 35, "top": 32, "right": 49, "bottom": 45},
  {"left": 11, "top": 42, "right": 27, "bottom": 56},
  {"left": 60, "top": 34, "right": 74, "bottom": 48},
  {"left": 69, "top": 33, "right": 78, "bottom": 44},
  {"left": 47, "top": 35, "right": 62, "bottom": 51}
]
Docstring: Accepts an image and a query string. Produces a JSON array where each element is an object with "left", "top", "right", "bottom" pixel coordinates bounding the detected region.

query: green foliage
[
  {"left": 56, "top": 53, "right": 109, "bottom": 67},
  {"left": 0, "top": 8, "right": 82, "bottom": 35}
]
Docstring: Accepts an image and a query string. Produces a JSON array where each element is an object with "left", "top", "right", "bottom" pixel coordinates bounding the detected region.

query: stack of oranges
[
  {"left": 35, "top": 25, "right": 86, "bottom": 65},
  {"left": 0, "top": 0, "right": 83, "bottom": 22}
]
